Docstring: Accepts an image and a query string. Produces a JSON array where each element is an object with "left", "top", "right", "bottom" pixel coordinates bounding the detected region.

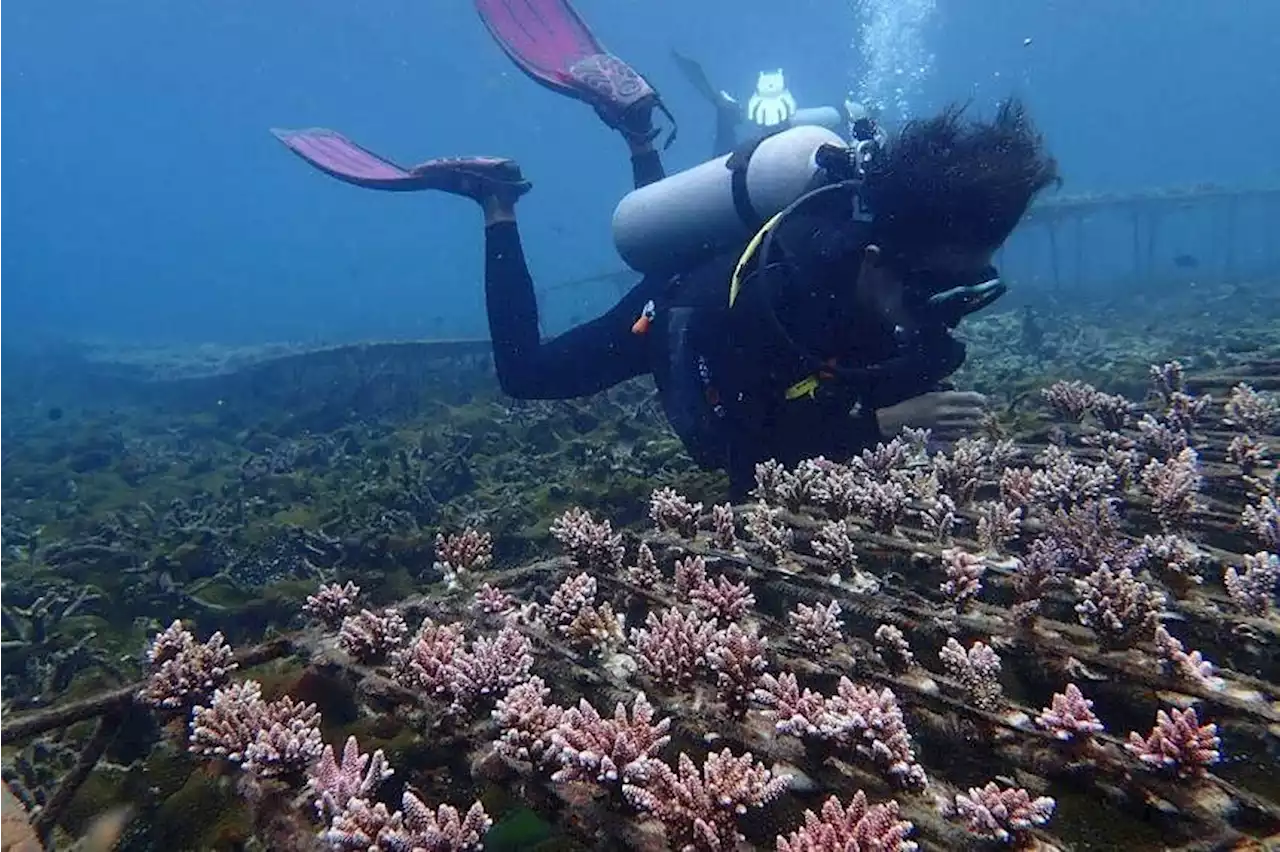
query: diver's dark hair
[{"left": 863, "top": 98, "right": 1060, "bottom": 262}]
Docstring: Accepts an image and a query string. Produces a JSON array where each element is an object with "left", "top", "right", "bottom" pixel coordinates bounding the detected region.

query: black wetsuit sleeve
[{"left": 484, "top": 221, "right": 656, "bottom": 400}]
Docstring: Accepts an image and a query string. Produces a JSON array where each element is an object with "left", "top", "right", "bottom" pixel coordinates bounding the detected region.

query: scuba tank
[{"left": 611, "top": 125, "right": 846, "bottom": 276}]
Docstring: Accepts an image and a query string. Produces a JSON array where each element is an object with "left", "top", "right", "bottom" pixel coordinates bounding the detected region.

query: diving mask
[{"left": 903, "top": 265, "right": 1006, "bottom": 329}]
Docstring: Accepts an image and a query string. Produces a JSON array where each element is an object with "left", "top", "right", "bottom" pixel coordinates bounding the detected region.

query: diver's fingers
[{"left": 940, "top": 391, "right": 988, "bottom": 408}]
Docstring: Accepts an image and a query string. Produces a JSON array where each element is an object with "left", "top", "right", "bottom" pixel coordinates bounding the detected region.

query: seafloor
[{"left": 1, "top": 278, "right": 1278, "bottom": 851}]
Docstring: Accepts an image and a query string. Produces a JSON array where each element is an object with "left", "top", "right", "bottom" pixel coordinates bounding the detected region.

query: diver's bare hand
[{"left": 876, "top": 391, "right": 988, "bottom": 440}]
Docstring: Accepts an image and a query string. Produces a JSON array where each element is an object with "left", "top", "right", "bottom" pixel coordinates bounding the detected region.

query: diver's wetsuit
[{"left": 483, "top": 148, "right": 960, "bottom": 499}]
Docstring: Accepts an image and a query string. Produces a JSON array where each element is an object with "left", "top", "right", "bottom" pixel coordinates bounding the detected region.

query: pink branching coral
[
  {"left": 303, "top": 582, "right": 361, "bottom": 628},
  {"left": 1141, "top": 534, "right": 1205, "bottom": 591},
  {"left": 1152, "top": 626, "right": 1220, "bottom": 689},
  {"left": 651, "top": 487, "right": 703, "bottom": 538},
  {"left": 945, "top": 781, "right": 1055, "bottom": 843},
  {"left": 1034, "top": 683, "right": 1104, "bottom": 742},
  {"left": 709, "top": 503, "right": 738, "bottom": 551},
  {"left": 705, "top": 623, "right": 769, "bottom": 717},
  {"left": 1009, "top": 538, "right": 1065, "bottom": 624},
  {"left": 544, "top": 572, "right": 625, "bottom": 650},
  {"left": 753, "top": 673, "right": 828, "bottom": 738},
  {"left": 137, "top": 620, "right": 237, "bottom": 712},
  {"left": 189, "top": 679, "right": 324, "bottom": 779},
  {"left": 492, "top": 676, "right": 564, "bottom": 764},
  {"left": 1073, "top": 565, "right": 1166, "bottom": 646},
  {"left": 753, "top": 459, "right": 788, "bottom": 503},
  {"left": 788, "top": 600, "right": 843, "bottom": 656},
  {"left": 550, "top": 506, "right": 625, "bottom": 571},
  {"left": 690, "top": 574, "right": 756, "bottom": 624},
  {"left": 242, "top": 695, "right": 326, "bottom": 778},
  {"left": 1045, "top": 499, "right": 1144, "bottom": 572},
  {"left": 471, "top": 583, "right": 515, "bottom": 616},
  {"left": 393, "top": 621, "right": 532, "bottom": 714},
  {"left": 623, "top": 749, "right": 791, "bottom": 852},
  {"left": 745, "top": 501, "right": 794, "bottom": 563},
  {"left": 975, "top": 501, "right": 1022, "bottom": 553},
  {"left": 853, "top": 479, "right": 910, "bottom": 532},
  {"left": 188, "top": 680, "right": 265, "bottom": 764},
  {"left": 754, "top": 675, "right": 928, "bottom": 791},
  {"left": 812, "top": 519, "right": 860, "bottom": 574},
  {"left": 1090, "top": 391, "right": 1134, "bottom": 430},
  {"left": 1137, "top": 414, "right": 1190, "bottom": 458},
  {"left": 1139, "top": 447, "right": 1202, "bottom": 530},
  {"left": 1029, "top": 445, "right": 1116, "bottom": 511},
  {"left": 447, "top": 625, "right": 535, "bottom": 708},
  {"left": 1241, "top": 494, "right": 1280, "bottom": 551},
  {"left": 624, "top": 542, "right": 662, "bottom": 588},
  {"left": 1226, "top": 433, "right": 1268, "bottom": 473},
  {"left": 919, "top": 493, "right": 958, "bottom": 543},
  {"left": 324, "top": 791, "right": 491, "bottom": 852},
  {"left": 629, "top": 607, "right": 715, "bottom": 689},
  {"left": 548, "top": 692, "right": 671, "bottom": 788},
  {"left": 873, "top": 625, "right": 915, "bottom": 671},
  {"left": 776, "top": 790, "right": 917, "bottom": 852},
  {"left": 930, "top": 438, "right": 988, "bottom": 506},
  {"left": 392, "top": 618, "right": 467, "bottom": 698},
  {"left": 1125, "top": 707, "right": 1221, "bottom": 778},
  {"left": 1223, "top": 551, "right": 1278, "bottom": 616},
  {"left": 938, "top": 638, "right": 1003, "bottom": 711},
  {"left": 434, "top": 528, "right": 493, "bottom": 587},
  {"left": 675, "top": 554, "right": 709, "bottom": 596},
  {"left": 1041, "top": 379, "right": 1099, "bottom": 422},
  {"left": 939, "top": 549, "right": 986, "bottom": 612},
  {"left": 1224, "top": 382, "right": 1280, "bottom": 435},
  {"left": 308, "top": 735, "right": 394, "bottom": 820},
  {"left": 775, "top": 458, "right": 829, "bottom": 512},
  {"left": 339, "top": 608, "right": 409, "bottom": 664}
]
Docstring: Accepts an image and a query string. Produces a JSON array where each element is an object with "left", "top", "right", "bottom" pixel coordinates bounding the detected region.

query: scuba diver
[
  {"left": 271, "top": 0, "right": 1060, "bottom": 500},
  {"left": 670, "top": 51, "right": 887, "bottom": 158}
]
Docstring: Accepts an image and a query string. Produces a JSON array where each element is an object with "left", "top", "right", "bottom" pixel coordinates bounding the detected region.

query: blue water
[{"left": 3, "top": 0, "right": 1278, "bottom": 346}]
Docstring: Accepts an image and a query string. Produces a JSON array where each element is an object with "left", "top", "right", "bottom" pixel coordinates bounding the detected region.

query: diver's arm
[{"left": 484, "top": 215, "right": 655, "bottom": 400}]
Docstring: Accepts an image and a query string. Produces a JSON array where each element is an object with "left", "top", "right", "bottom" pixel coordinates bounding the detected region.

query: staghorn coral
[
  {"left": 137, "top": 621, "right": 237, "bottom": 712},
  {"left": 324, "top": 791, "right": 491, "bottom": 852},
  {"left": 549, "top": 692, "right": 671, "bottom": 788},
  {"left": 188, "top": 679, "right": 324, "bottom": 779},
  {"left": 689, "top": 573, "right": 756, "bottom": 624},
  {"left": 623, "top": 748, "right": 791, "bottom": 852},
  {"left": 705, "top": 622, "right": 769, "bottom": 717},
  {"left": 708, "top": 503, "right": 739, "bottom": 551},
  {"left": 551, "top": 506, "right": 626, "bottom": 571},
  {"left": 339, "top": 608, "right": 409, "bottom": 664},
  {"left": 939, "top": 549, "right": 986, "bottom": 612},
  {"left": 1223, "top": 551, "right": 1279, "bottom": 616},
  {"left": 1073, "top": 565, "right": 1166, "bottom": 647},
  {"left": 873, "top": 624, "right": 915, "bottom": 671},
  {"left": 650, "top": 487, "right": 703, "bottom": 538},
  {"left": 492, "top": 676, "right": 564, "bottom": 764},
  {"left": 1033, "top": 683, "right": 1104, "bottom": 742},
  {"left": 629, "top": 607, "right": 715, "bottom": 689},
  {"left": 938, "top": 638, "right": 1003, "bottom": 711},
  {"left": 303, "top": 582, "right": 361, "bottom": 629},
  {"left": 788, "top": 600, "right": 843, "bottom": 657},
  {"left": 944, "top": 781, "right": 1055, "bottom": 843},
  {"left": 434, "top": 527, "right": 493, "bottom": 587},
  {"left": 776, "top": 790, "right": 917, "bottom": 852},
  {"left": 308, "top": 735, "right": 394, "bottom": 820},
  {"left": 1125, "top": 707, "right": 1221, "bottom": 779},
  {"left": 1139, "top": 447, "right": 1202, "bottom": 530}
]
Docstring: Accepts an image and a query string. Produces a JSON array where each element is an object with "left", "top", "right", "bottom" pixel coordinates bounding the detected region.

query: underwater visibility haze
[{"left": 2, "top": 0, "right": 1280, "bottom": 849}]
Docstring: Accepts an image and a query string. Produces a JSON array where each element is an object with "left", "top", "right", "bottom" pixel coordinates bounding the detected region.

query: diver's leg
[
  {"left": 482, "top": 197, "right": 655, "bottom": 399},
  {"left": 627, "top": 134, "right": 665, "bottom": 189}
]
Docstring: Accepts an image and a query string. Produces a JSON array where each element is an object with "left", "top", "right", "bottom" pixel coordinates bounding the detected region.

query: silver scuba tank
[{"left": 611, "top": 124, "right": 847, "bottom": 276}]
